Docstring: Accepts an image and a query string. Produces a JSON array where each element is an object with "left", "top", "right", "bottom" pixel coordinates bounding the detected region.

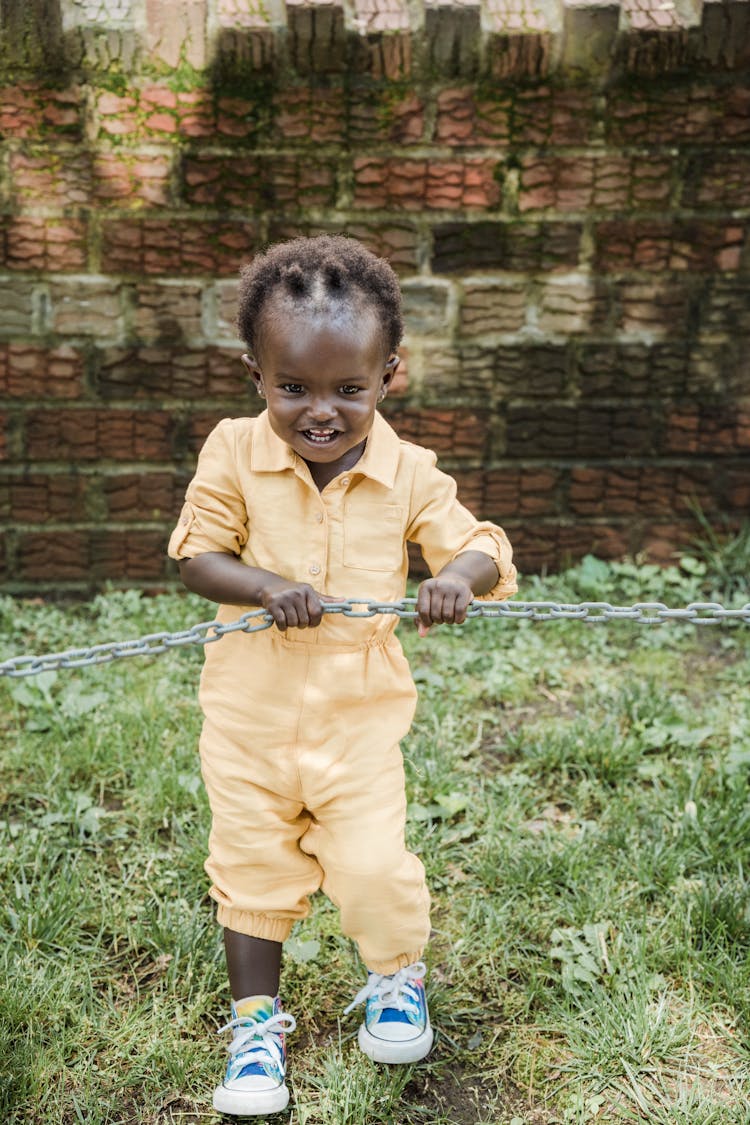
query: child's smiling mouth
[{"left": 302, "top": 428, "right": 339, "bottom": 445}]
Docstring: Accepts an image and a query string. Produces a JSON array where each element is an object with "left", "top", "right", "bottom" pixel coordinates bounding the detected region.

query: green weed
[{"left": 1, "top": 556, "right": 750, "bottom": 1121}]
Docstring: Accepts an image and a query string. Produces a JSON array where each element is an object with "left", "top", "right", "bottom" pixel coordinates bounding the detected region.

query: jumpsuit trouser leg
[{"left": 197, "top": 633, "right": 431, "bottom": 975}]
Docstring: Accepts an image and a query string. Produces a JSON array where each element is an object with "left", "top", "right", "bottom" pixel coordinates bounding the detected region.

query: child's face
[{"left": 242, "top": 304, "right": 397, "bottom": 479}]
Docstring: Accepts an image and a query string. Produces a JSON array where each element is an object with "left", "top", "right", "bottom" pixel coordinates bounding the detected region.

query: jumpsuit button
[
  {"left": 309, "top": 563, "right": 321, "bottom": 576},
  {"left": 315, "top": 512, "right": 324, "bottom": 523},
  {"left": 340, "top": 477, "right": 350, "bottom": 487}
]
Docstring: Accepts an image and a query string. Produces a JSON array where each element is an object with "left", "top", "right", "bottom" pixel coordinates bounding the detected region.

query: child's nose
[{"left": 309, "top": 397, "right": 336, "bottom": 421}]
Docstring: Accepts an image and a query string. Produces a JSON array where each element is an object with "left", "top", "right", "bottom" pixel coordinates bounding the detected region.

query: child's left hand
[{"left": 415, "top": 575, "right": 474, "bottom": 638}]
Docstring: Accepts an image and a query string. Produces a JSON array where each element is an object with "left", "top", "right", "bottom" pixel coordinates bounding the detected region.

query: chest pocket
[{"left": 343, "top": 502, "right": 405, "bottom": 572}]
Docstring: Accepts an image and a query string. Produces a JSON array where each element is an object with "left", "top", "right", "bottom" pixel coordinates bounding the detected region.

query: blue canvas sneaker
[
  {"left": 213, "top": 995, "right": 296, "bottom": 1116},
  {"left": 345, "top": 961, "right": 433, "bottom": 1064}
]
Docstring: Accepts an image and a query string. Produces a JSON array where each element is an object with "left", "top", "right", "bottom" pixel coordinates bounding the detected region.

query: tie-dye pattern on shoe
[
  {"left": 225, "top": 996, "right": 286, "bottom": 1084},
  {"left": 213, "top": 995, "right": 296, "bottom": 1116}
]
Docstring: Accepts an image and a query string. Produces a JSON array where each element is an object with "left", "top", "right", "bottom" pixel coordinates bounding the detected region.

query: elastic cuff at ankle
[
  {"left": 217, "top": 905, "right": 295, "bottom": 944},
  {"left": 364, "top": 950, "right": 425, "bottom": 975}
]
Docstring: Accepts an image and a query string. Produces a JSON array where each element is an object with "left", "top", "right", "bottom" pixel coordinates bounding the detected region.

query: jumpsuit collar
[{"left": 249, "top": 410, "right": 401, "bottom": 490}]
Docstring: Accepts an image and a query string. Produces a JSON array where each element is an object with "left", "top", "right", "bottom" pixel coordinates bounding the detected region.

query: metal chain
[{"left": 1, "top": 598, "right": 749, "bottom": 679}]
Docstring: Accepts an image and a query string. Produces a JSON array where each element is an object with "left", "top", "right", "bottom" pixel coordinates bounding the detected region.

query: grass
[{"left": 1, "top": 550, "right": 749, "bottom": 1124}]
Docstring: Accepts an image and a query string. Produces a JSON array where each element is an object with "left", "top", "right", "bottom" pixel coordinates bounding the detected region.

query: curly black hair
[{"left": 236, "top": 235, "right": 403, "bottom": 356}]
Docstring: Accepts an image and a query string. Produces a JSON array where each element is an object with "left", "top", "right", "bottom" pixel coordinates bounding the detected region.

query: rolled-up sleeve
[
  {"left": 405, "top": 449, "right": 518, "bottom": 601},
  {"left": 167, "top": 420, "right": 249, "bottom": 560}
]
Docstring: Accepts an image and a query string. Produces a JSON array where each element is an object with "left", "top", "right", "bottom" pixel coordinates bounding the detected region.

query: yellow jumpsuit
[{"left": 168, "top": 410, "right": 517, "bottom": 974}]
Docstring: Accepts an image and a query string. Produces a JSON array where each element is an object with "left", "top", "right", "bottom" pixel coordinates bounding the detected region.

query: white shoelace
[
  {"left": 343, "top": 961, "right": 427, "bottom": 1016},
  {"left": 217, "top": 1011, "right": 297, "bottom": 1071}
]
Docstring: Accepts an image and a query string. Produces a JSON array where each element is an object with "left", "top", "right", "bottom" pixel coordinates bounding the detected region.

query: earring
[
  {"left": 257, "top": 387, "right": 266, "bottom": 399},
  {"left": 378, "top": 390, "right": 386, "bottom": 402}
]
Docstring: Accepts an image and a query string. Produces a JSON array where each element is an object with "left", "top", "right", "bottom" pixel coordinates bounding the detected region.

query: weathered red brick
[
  {"left": 506, "top": 404, "right": 657, "bottom": 458},
  {"left": 103, "top": 528, "right": 171, "bottom": 579},
  {"left": 103, "top": 472, "right": 192, "bottom": 519},
  {"left": 93, "top": 150, "right": 173, "bottom": 207},
  {"left": 213, "top": 93, "right": 266, "bottom": 141},
  {"left": 353, "top": 157, "right": 501, "bottom": 210},
  {"left": 94, "top": 90, "right": 139, "bottom": 137},
  {"left": 182, "top": 152, "right": 337, "bottom": 209},
  {"left": 16, "top": 531, "right": 91, "bottom": 580},
  {"left": 726, "top": 468, "right": 750, "bottom": 510},
  {"left": 568, "top": 465, "right": 716, "bottom": 516},
  {"left": 393, "top": 288, "right": 447, "bottom": 347},
  {"left": 480, "top": 467, "right": 561, "bottom": 516},
  {"left": 24, "top": 410, "right": 174, "bottom": 461},
  {"left": 348, "top": 89, "right": 425, "bottom": 144},
  {"left": 143, "top": 85, "right": 215, "bottom": 138},
  {"left": 575, "top": 341, "right": 713, "bottom": 399},
  {"left": 512, "top": 87, "right": 597, "bottom": 145},
  {"left": 536, "top": 277, "right": 612, "bottom": 334},
  {"left": 98, "top": 346, "right": 246, "bottom": 398},
  {"left": 700, "top": 278, "right": 750, "bottom": 337},
  {"left": 0, "top": 344, "right": 85, "bottom": 398},
  {"left": 9, "top": 473, "right": 91, "bottom": 522},
  {"left": 10, "top": 148, "right": 92, "bottom": 205},
  {"left": 664, "top": 407, "right": 750, "bottom": 454},
  {"left": 16, "top": 530, "right": 168, "bottom": 581},
  {"left": 3, "top": 217, "right": 87, "bottom": 272},
  {"left": 595, "top": 220, "right": 746, "bottom": 272},
  {"left": 432, "top": 221, "right": 582, "bottom": 273},
  {"left": 351, "top": 21, "right": 413, "bottom": 81},
  {"left": 615, "top": 278, "right": 693, "bottom": 335},
  {"left": 434, "top": 88, "right": 511, "bottom": 145},
  {"left": 0, "top": 83, "right": 84, "bottom": 139},
  {"left": 0, "top": 282, "right": 34, "bottom": 334},
  {"left": 506, "top": 522, "right": 632, "bottom": 571},
  {"left": 132, "top": 283, "right": 204, "bottom": 342},
  {"left": 214, "top": 280, "right": 241, "bottom": 338},
  {"left": 271, "top": 86, "right": 348, "bottom": 144},
  {"left": 483, "top": 11, "right": 554, "bottom": 81},
  {"left": 50, "top": 281, "right": 123, "bottom": 336},
  {"left": 423, "top": 342, "right": 569, "bottom": 400},
  {"left": 385, "top": 407, "right": 489, "bottom": 456},
  {"left": 459, "top": 279, "right": 528, "bottom": 336},
  {"left": 101, "top": 218, "right": 258, "bottom": 277},
  {"left": 518, "top": 154, "right": 674, "bottom": 213},
  {"left": 606, "top": 83, "right": 750, "bottom": 145},
  {"left": 683, "top": 152, "right": 750, "bottom": 209}
]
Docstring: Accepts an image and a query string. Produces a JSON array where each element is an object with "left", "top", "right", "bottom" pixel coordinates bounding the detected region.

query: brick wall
[{"left": 0, "top": 0, "right": 748, "bottom": 592}]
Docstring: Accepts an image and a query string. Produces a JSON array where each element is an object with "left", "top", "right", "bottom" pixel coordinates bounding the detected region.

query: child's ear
[
  {"left": 382, "top": 354, "right": 400, "bottom": 392},
  {"left": 241, "top": 353, "right": 265, "bottom": 398}
]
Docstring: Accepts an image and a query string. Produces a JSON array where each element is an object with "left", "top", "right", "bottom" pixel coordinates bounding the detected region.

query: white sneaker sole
[
  {"left": 357, "top": 1021, "right": 434, "bottom": 1064},
  {"left": 212, "top": 1081, "right": 290, "bottom": 1116}
]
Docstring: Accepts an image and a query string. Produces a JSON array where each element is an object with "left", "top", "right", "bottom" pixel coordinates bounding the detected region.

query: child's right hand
[{"left": 260, "top": 577, "right": 339, "bottom": 631}]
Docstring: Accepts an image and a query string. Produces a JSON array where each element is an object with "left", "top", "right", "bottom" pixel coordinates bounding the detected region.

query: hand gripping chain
[{"left": 1, "top": 598, "right": 750, "bottom": 679}]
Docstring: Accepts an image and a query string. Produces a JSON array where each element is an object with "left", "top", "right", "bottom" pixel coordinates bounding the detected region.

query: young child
[{"left": 168, "top": 235, "right": 517, "bottom": 1117}]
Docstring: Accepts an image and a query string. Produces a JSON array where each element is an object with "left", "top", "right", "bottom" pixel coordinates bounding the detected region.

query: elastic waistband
[{"left": 272, "top": 631, "right": 392, "bottom": 654}]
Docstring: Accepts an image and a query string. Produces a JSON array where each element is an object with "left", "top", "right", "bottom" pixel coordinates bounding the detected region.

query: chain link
[{"left": 1, "top": 598, "right": 749, "bottom": 679}]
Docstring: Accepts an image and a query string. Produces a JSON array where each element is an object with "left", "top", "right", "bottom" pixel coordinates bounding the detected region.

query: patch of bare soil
[{"left": 405, "top": 1067, "right": 554, "bottom": 1125}]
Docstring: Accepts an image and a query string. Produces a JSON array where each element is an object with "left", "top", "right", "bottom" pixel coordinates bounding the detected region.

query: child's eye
[
  {"left": 281, "top": 383, "right": 305, "bottom": 394},
  {"left": 340, "top": 385, "right": 362, "bottom": 395}
]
